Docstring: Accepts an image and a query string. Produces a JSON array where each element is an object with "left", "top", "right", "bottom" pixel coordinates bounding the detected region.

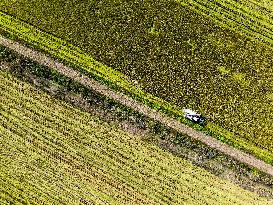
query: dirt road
[{"left": 1, "top": 35, "right": 273, "bottom": 176}]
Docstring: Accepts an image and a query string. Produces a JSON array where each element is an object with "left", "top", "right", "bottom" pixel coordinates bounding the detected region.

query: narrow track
[{"left": 1, "top": 35, "right": 273, "bottom": 176}]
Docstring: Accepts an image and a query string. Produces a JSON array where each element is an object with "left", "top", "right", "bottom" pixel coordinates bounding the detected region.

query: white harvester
[{"left": 182, "top": 108, "right": 206, "bottom": 126}]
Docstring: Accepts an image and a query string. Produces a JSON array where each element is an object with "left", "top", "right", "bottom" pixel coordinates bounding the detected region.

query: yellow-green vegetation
[
  {"left": 1, "top": 70, "right": 273, "bottom": 204},
  {"left": 1, "top": 0, "right": 273, "bottom": 165},
  {"left": 217, "top": 66, "right": 230, "bottom": 75},
  {"left": 149, "top": 20, "right": 161, "bottom": 36}
]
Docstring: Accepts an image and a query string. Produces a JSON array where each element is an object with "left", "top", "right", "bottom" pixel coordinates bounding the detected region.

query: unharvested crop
[
  {"left": 1, "top": 70, "right": 272, "bottom": 204},
  {"left": 183, "top": 0, "right": 273, "bottom": 46}
]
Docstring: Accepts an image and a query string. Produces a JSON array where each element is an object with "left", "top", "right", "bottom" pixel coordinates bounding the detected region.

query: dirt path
[{"left": 1, "top": 35, "right": 273, "bottom": 177}]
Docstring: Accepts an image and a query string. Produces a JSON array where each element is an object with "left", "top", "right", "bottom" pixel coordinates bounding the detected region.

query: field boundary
[{"left": 1, "top": 35, "right": 273, "bottom": 177}]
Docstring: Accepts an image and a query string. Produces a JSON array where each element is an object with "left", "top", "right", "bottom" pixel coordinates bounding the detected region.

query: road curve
[{"left": 1, "top": 35, "right": 273, "bottom": 176}]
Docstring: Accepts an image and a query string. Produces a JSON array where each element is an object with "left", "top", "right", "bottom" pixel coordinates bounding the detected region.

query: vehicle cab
[{"left": 182, "top": 108, "right": 206, "bottom": 126}]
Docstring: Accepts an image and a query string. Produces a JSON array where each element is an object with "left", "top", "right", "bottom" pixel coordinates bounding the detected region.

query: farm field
[
  {"left": 1, "top": 0, "right": 273, "bottom": 157},
  {"left": 183, "top": 0, "right": 273, "bottom": 46},
  {"left": 1, "top": 70, "right": 273, "bottom": 204}
]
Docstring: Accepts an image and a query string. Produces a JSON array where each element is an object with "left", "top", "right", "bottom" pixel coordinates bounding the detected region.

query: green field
[
  {"left": 1, "top": 70, "right": 273, "bottom": 204},
  {"left": 1, "top": 1, "right": 273, "bottom": 162}
]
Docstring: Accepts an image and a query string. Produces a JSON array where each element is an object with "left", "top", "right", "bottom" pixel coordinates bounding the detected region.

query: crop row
[
  {"left": 1, "top": 83, "right": 211, "bottom": 204},
  {"left": 0, "top": 110, "right": 157, "bottom": 204},
  {"left": 0, "top": 128, "right": 111, "bottom": 205},
  {"left": 0, "top": 88, "right": 199, "bottom": 203}
]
